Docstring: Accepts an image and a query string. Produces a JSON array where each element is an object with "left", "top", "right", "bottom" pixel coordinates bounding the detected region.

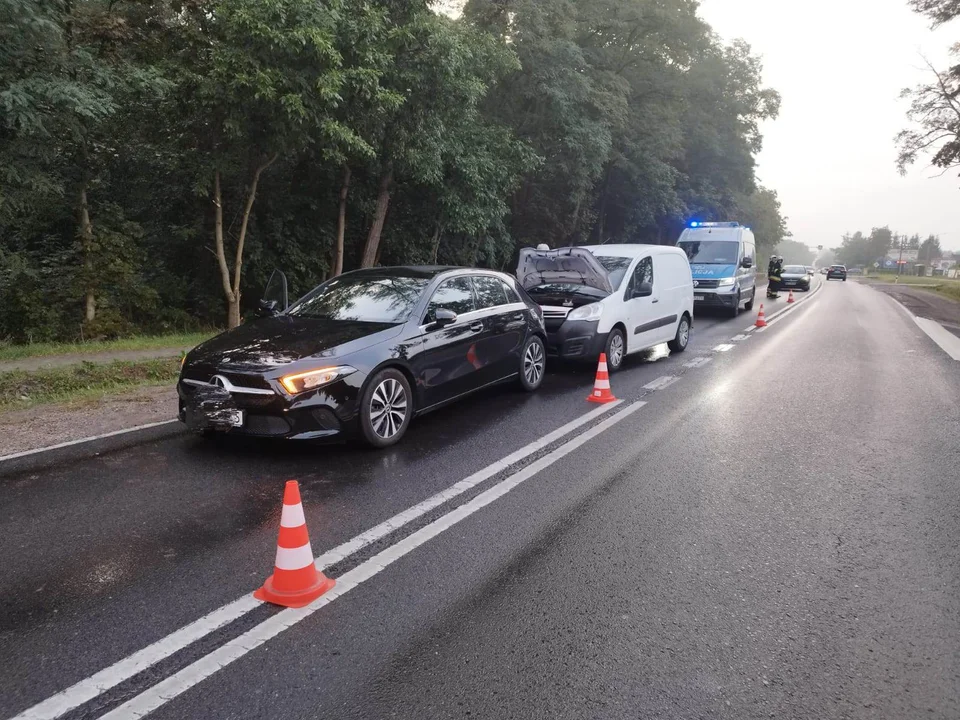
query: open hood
[{"left": 517, "top": 247, "right": 614, "bottom": 294}]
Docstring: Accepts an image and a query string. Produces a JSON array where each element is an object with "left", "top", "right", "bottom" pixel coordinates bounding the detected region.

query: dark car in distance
[
  {"left": 826, "top": 264, "right": 847, "bottom": 281},
  {"left": 178, "top": 267, "right": 547, "bottom": 448},
  {"left": 780, "top": 264, "right": 813, "bottom": 291}
]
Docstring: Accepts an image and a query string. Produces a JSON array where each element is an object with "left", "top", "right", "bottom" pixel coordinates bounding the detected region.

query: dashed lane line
[{"left": 642, "top": 375, "right": 679, "bottom": 391}]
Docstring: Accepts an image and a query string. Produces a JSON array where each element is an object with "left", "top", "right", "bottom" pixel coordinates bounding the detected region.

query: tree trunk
[
  {"left": 213, "top": 154, "right": 278, "bottom": 329},
  {"left": 361, "top": 162, "right": 393, "bottom": 268},
  {"left": 333, "top": 165, "right": 351, "bottom": 276},
  {"left": 79, "top": 184, "right": 96, "bottom": 323},
  {"left": 430, "top": 221, "right": 443, "bottom": 264},
  {"left": 212, "top": 169, "right": 237, "bottom": 327}
]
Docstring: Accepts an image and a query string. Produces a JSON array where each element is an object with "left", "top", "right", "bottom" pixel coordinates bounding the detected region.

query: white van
[{"left": 517, "top": 244, "right": 694, "bottom": 371}]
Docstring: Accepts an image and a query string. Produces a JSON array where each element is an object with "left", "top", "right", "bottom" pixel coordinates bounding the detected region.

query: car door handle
[
  {"left": 652, "top": 298, "right": 660, "bottom": 304},
  {"left": 469, "top": 322, "right": 484, "bottom": 332}
]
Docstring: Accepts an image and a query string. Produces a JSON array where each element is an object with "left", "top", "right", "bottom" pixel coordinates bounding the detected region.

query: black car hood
[{"left": 188, "top": 316, "right": 402, "bottom": 370}]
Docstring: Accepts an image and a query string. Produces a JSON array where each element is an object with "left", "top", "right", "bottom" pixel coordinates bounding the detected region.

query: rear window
[{"left": 831, "top": 265, "right": 846, "bottom": 270}]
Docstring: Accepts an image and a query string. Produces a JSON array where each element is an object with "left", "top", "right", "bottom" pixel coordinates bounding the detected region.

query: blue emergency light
[{"left": 689, "top": 221, "right": 740, "bottom": 228}]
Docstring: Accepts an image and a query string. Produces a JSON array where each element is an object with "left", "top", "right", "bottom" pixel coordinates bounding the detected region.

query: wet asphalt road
[{"left": 2, "top": 279, "right": 959, "bottom": 720}]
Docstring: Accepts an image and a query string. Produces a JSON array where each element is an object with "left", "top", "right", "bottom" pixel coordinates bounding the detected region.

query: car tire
[
  {"left": 728, "top": 293, "right": 740, "bottom": 318},
  {"left": 604, "top": 328, "right": 626, "bottom": 372},
  {"left": 744, "top": 291, "right": 755, "bottom": 311},
  {"left": 668, "top": 315, "right": 690, "bottom": 353},
  {"left": 518, "top": 335, "right": 546, "bottom": 392},
  {"left": 359, "top": 368, "right": 413, "bottom": 449}
]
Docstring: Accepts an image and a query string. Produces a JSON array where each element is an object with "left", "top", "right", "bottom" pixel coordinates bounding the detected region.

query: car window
[
  {"left": 501, "top": 279, "right": 521, "bottom": 304},
  {"left": 784, "top": 265, "right": 806, "bottom": 273},
  {"left": 287, "top": 274, "right": 430, "bottom": 323},
  {"left": 678, "top": 240, "right": 740, "bottom": 264},
  {"left": 473, "top": 276, "right": 508, "bottom": 309},
  {"left": 627, "top": 256, "right": 654, "bottom": 294},
  {"left": 595, "top": 255, "right": 632, "bottom": 289},
  {"left": 424, "top": 277, "right": 476, "bottom": 324}
]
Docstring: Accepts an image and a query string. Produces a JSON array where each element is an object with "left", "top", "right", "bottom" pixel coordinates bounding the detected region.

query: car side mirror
[
  {"left": 741, "top": 257, "right": 753, "bottom": 269},
  {"left": 258, "top": 299, "right": 280, "bottom": 316},
  {"left": 431, "top": 308, "right": 458, "bottom": 329},
  {"left": 633, "top": 281, "right": 653, "bottom": 299}
]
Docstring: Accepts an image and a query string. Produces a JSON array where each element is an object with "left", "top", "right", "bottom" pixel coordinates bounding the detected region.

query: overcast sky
[{"left": 699, "top": 0, "right": 960, "bottom": 251}]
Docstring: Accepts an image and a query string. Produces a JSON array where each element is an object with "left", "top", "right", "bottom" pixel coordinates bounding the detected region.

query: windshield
[
  {"left": 594, "top": 255, "right": 632, "bottom": 289},
  {"left": 783, "top": 265, "right": 807, "bottom": 274},
  {"left": 678, "top": 240, "right": 740, "bottom": 264},
  {"left": 287, "top": 274, "right": 429, "bottom": 323}
]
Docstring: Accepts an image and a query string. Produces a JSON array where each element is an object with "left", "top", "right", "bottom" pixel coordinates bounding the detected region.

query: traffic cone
[
  {"left": 587, "top": 353, "right": 617, "bottom": 404},
  {"left": 254, "top": 480, "right": 334, "bottom": 608},
  {"left": 755, "top": 304, "right": 767, "bottom": 328},
  {"left": 787, "top": 289, "right": 795, "bottom": 304}
]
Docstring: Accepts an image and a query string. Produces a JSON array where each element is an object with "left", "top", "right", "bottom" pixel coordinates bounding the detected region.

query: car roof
[
  {"left": 342, "top": 265, "right": 462, "bottom": 280},
  {"left": 581, "top": 244, "right": 683, "bottom": 258}
]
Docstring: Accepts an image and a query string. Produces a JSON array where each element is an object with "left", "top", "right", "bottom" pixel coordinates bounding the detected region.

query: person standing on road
[{"left": 767, "top": 255, "right": 783, "bottom": 298}]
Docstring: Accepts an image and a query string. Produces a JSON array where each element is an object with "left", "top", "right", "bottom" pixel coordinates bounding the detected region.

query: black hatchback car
[
  {"left": 179, "top": 267, "right": 547, "bottom": 447},
  {"left": 826, "top": 264, "right": 847, "bottom": 281}
]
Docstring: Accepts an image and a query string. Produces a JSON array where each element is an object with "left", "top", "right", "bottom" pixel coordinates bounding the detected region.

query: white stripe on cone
[
  {"left": 274, "top": 543, "right": 315, "bottom": 571},
  {"left": 594, "top": 379, "right": 610, "bottom": 390},
  {"left": 598, "top": 362, "right": 608, "bottom": 372},
  {"left": 279, "top": 503, "right": 306, "bottom": 528}
]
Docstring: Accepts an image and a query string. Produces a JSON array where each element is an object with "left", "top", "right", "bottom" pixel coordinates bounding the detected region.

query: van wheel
[
  {"left": 727, "top": 293, "right": 741, "bottom": 318},
  {"left": 360, "top": 368, "right": 413, "bottom": 448},
  {"left": 744, "top": 291, "right": 755, "bottom": 311},
  {"left": 604, "top": 328, "right": 625, "bottom": 372},
  {"left": 668, "top": 315, "right": 690, "bottom": 353}
]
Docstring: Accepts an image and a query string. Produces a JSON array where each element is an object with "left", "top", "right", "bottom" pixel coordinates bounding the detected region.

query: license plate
[
  {"left": 224, "top": 410, "right": 244, "bottom": 428},
  {"left": 694, "top": 295, "right": 705, "bottom": 301}
]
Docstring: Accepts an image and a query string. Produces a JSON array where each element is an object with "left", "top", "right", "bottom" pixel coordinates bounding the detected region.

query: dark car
[
  {"left": 826, "top": 264, "right": 847, "bottom": 281},
  {"left": 780, "top": 264, "right": 813, "bottom": 291},
  {"left": 178, "top": 267, "right": 547, "bottom": 448}
]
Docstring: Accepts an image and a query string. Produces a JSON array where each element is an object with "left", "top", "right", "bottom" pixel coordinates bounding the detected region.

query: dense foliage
[{"left": 1, "top": 0, "right": 782, "bottom": 341}]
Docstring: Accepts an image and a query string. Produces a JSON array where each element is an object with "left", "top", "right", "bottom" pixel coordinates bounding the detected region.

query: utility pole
[{"left": 895, "top": 235, "right": 904, "bottom": 283}]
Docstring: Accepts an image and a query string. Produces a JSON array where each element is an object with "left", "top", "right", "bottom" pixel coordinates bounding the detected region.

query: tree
[
  {"left": 896, "top": 55, "right": 960, "bottom": 179},
  {"left": 919, "top": 234, "right": 942, "bottom": 263},
  {"left": 909, "top": 0, "right": 960, "bottom": 25},
  {"left": 156, "top": 0, "right": 352, "bottom": 327},
  {"left": 734, "top": 186, "right": 788, "bottom": 256},
  {"left": 775, "top": 238, "right": 814, "bottom": 266}
]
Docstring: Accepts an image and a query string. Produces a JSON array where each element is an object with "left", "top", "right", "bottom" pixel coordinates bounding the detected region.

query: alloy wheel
[
  {"left": 369, "top": 378, "right": 408, "bottom": 440},
  {"left": 524, "top": 340, "right": 545, "bottom": 386}
]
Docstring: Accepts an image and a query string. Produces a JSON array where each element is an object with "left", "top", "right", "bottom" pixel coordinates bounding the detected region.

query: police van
[{"left": 676, "top": 222, "right": 757, "bottom": 317}]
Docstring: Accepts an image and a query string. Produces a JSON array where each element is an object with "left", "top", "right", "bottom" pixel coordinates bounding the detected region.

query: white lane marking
[
  {"left": 914, "top": 316, "right": 960, "bottom": 361},
  {"left": 98, "top": 401, "right": 646, "bottom": 720},
  {"left": 713, "top": 344, "right": 735, "bottom": 352},
  {"left": 11, "top": 402, "right": 621, "bottom": 720},
  {"left": 682, "top": 357, "right": 712, "bottom": 369},
  {"left": 730, "top": 334, "right": 749, "bottom": 342},
  {"left": 642, "top": 375, "right": 678, "bottom": 391},
  {"left": 742, "top": 281, "right": 823, "bottom": 333},
  {"left": 0, "top": 420, "right": 179, "bottom": 463},
  {"left": 885, "top": 293, "right": 960, "bottom": 361}
]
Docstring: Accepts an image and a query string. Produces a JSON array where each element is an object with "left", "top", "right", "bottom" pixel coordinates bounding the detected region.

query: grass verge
[
  {"left": 0, "top": 358, "right": 181, "bottom": 412},
  {"left": 0, "top": 331, "right": 215, "bottom": 362},
  {"left": 862, "top": 273, "right": 960, "bottom": 302}
]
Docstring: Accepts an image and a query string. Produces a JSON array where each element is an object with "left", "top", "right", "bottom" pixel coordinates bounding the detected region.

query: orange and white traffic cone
[
  {"left": 254, "top": 480, "right": 334, "bottom": 608},
  {"left": 587, "top": 353, "right": 617, "bottom": 404},
  {"left": 755, "top": 304, "right": 767, "bottom": 328},
  {"left": 787, "top": 289, "right": 795, "bottom": 304}
]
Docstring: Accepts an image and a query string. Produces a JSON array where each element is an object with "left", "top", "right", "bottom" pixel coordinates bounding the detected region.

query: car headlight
[
  {"left": 718, "top": 277, "right": 736, "bottom": 287},
  {"left": 567, "top": 303, "right": 603, "bottom": 322},
  {"left": 280, "top": 365, "right": 356, "bottom": 395}
]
